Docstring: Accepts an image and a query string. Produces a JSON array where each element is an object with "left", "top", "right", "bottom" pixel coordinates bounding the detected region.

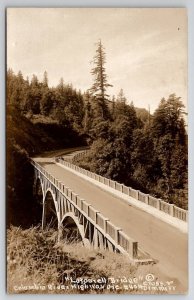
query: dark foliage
[
  {"left": 7, "top": 63, "right": 105, "bottom": 226},
  {"left": 79, "top": 88, "right": 188, "bottom": 208}
]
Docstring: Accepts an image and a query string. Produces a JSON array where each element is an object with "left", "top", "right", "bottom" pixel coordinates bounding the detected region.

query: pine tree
[
  {"left": 151, "top": 94, "right": 187, "bottom": 200},
  {"left": 89, "top": 40, "right": 112, "bottom": 119},
  {"left": 28, "top": 74, "right": 41, "bottom": 114},
  {"left": 117, "top": 89, "right": 126, "bottom": 104},
  {"left": 111, "top": 95, "right": 116, "bottom": 119},
  {"left": 58, "top": 78, "right": 64, "bottom": 92},
  {"left": 43, "top": 71, "right": 48, "bottom": 87},
  {"left": 83, "top": 91, "right": 93, "bottom": 133}
]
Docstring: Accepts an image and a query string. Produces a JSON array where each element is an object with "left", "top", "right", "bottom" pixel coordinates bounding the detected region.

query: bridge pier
[{"left": 41, "top": 202, "right": 46, "bottom": 229}]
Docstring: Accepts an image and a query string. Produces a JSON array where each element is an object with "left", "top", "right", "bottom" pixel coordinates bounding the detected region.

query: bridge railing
[
  {"left": 55, "top": 157, "right": 188, "bottom": 223},
  {"left": 64, "top": 150, "right": 89, "bottom": 163},
  {"left": 138, "top": 191, "right": 147, "bottom": 203},
  {"left": 173, "top": 206, "right": 187, "bottom": 222},
  {"left": 118, "top": 231, "right": 138, "bottom": 258},
  {"left": 148, "top": 195, "right": 160, "bottom": 209},
  {"left": 72, "top": 150, "right": 88, "bottom": 163},
  {"left": 32, "top": 159, "right": 138, "bottom": 260}
]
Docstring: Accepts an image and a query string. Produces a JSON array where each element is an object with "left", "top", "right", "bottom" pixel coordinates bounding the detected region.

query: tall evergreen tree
[
  {"left": 151, "top": 94, "right": 187, "bottom": 201},
  {"left": 27, "top": 74, "right": 41, "bottom": 114},
  {"left": 43, "top": 71, "right": 48, "bottom": 87},
  {"left": 117, "top": 88, "right": 126, "bottom": 104},
  {"left": 110, "top": 95, "right": 116, "bottom": 120},
  {"left": 89, "top": 40, "right": 112, "bottom": 119},
  {"left": 83, "top": 91, "right": 93, "bottom": 133}
]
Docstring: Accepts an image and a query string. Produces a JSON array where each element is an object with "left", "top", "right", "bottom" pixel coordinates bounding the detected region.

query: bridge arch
[
  {"left": 61, "top": 212, "right": 90, "bottom": 248},
  {"left": 43, "top": 190, "right": 58, "bottom": 229},
  {"left": 43, "top": 187, "right": 56, "bottom": 204}
]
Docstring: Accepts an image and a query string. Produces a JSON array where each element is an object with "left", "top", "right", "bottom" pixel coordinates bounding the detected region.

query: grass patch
[
  {"left": 7, "top": 226, "right": 172, "bottom": 295},
  {"left": 7, "top": 226, "right": 137, "bottom": 294}
]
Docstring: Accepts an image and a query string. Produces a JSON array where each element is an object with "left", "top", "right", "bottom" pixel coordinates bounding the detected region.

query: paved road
[{"left": 37, "top": 158, "right": 188, "bottom": 292}]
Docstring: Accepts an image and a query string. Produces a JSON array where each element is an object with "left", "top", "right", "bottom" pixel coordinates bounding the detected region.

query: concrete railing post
[
  {"left": 169, "top": 204, "right": 174, "bottom": 217},
  {"left": 186, "top": 211, "right": 188, "bottom": 222},
  {"left": 71, "top": 193, "right": 78, "bottom": 205},
  {"left": 104, "top": 218, "right": 110, "bottom": 234},
  {"left": 145, "top": 194, "right": 149, "bottom": 205},
  {"left": 80, "top": 199, "right": 85, "bottom": 211},
  {"left": 95, "top": 211, "right": 100, "bottom": 223},
  {"left": 157, "top": 198, "right": 161, "bottom": 210},
  {"left": 87, "top": 204, "right": 92, "bottom": 216},
  {"left": 68, "top": 189, "right": 73, "bottom": 201},
  {"left": 59, "top": 181, "right": 62, "bottom": 191},
  {"left": 131, "top": 241, "right": 138, "bottom": 259},
  {"left": 116, "top": 228, "right": 122, "bottom": 244},
  {"left": 62, "top": 184, "right": 65, "bottom": 194}
]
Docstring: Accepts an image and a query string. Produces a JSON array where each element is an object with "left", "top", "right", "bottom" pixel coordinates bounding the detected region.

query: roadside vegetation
[
  {"left": 8, "top": 226, "right": 172, "bottom": 295},
  {"left": 7, "top": 226, "right": 136, "bottom": 294}
]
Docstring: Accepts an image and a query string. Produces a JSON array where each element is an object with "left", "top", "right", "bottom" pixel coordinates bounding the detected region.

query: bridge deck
[{"left": 37, "top": 159, "right": 188, "bottom": 291}]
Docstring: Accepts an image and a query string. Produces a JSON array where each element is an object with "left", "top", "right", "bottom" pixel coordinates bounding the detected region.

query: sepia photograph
[{"left": 6, "top": 8, "right": 188, "bottom": 294}]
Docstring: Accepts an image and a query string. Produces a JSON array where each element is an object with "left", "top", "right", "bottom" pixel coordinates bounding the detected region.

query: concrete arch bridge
[{"left": 33, "top": 160, "right": 140, "bottom": 262}]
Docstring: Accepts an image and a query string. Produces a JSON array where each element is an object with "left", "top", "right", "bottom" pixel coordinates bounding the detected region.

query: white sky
[{"left": 7, "top": 8, "right": 187, "bottom": 113}]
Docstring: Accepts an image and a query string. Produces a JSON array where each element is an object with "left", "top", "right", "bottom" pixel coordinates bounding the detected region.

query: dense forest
[{"left": 7, "top": 40, "right": 188, "bottom": 227}]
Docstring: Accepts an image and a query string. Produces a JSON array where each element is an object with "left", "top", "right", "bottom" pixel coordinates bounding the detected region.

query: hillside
[{"left": 6, "top": 106, "right": 86, "bottom": 227}]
